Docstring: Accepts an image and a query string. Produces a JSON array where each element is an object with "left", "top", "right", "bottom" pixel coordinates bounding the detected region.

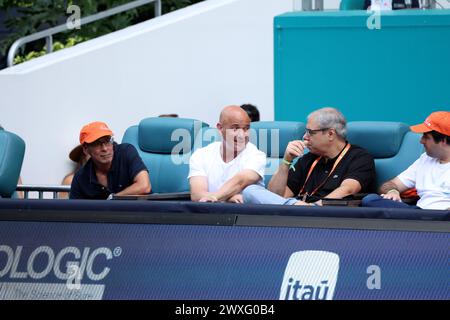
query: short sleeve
[
  {"left": 243, "top": 149, "right": 267, "bottom": 179},
  {"left": 188, "top": 148, "right": 207, "bottom": 178},
  {"left": 69, "top": 174, "right": 83, "bottom": 199},
  {"left": 397, "top": 156, "right": 421, "bottom": 189},
  {"left": 342, "top": 149, "right": 376, "bottom": 191},
  {"left": 124, "top": 144, "right": 148, "bottom": 179}
]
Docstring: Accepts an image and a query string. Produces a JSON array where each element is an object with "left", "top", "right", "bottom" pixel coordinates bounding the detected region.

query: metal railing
[
  {"left": 294, "top": 0, "right": 444, "bottom": 10},
  {"left": 420, "top": 0, "right": 437, "bottom": 8},
  {"left": 16, "top": 185, "right": 71, "bottom": 199},
  {"left": 7, "top": 0, "right": 161, "bottom": 67},
  {"left": 434, "top": 0, "right": 450, "bottom": 8}
]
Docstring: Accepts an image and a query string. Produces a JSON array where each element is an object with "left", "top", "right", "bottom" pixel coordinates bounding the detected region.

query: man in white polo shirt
[
  {"left": 188, "top": 105, "right": 266, "bottom": 203},
  {"left": 362, "top": 111, "right": 450, "bottom": 210}
]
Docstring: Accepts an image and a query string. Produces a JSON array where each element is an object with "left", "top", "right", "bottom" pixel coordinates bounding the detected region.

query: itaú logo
[
  {"left": 0, "top": 245, "right": 120, "bottom": 281},
  {"left": 279, "top": 251, "right": 340, "bottom": 300}
]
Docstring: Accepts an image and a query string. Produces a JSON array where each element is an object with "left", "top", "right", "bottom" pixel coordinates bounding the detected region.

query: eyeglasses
[
  {"left": 88, "top": 136, "right": 114, "bottom": 148},
  {"left": 304, "top": 128, "right": 330, "bottom": 136}
]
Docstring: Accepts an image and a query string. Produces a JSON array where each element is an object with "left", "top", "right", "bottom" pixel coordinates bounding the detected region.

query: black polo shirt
[
  {"left": 70, "top": 143, "right": 148, "bottom": 200},
  {"left": 287, "top": 143, "right": 376, "bottom": 202}
]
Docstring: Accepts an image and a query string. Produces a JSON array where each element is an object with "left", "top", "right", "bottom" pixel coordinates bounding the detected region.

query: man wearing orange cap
[
  {"left": 70, "top": 121, "right": 151, "bottom": 199},
  {"left": 362, "top": 111, "right": 450, "bottom": 210}
]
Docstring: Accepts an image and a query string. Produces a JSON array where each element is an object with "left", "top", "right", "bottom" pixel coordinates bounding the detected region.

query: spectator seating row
[
  {"left": 0, "top": 117, "right": 424, "bottom": 197},
  {"left": 122, "top": 117, "right": 424, "bottom": 194}
]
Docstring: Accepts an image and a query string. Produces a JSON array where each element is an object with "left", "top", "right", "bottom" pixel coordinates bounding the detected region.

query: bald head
[
  {"left": 217, "top": 105, "right": 251, "bottom": 159},
  {"left": 219, "top": 105, "right": 250, "bottom": 124}
]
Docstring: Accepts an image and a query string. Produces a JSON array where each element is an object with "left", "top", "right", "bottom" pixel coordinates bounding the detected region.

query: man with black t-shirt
[{"left": 243, "top": 107, "right": 376, "bottom": 206}]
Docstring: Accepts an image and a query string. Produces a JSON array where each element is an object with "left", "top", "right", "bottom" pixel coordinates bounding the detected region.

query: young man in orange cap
[
  {"left": 362, "top": 111, "right": 450, "bottom": 210},
  {"left": 70, "top": 121, "right": 151, "bottom": 199}
]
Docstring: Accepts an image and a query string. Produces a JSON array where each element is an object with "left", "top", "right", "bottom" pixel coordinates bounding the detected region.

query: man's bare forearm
[
  {"left": 325, "top": 186, "right": 354, "bottom": 199},
  {"left": 379, "top": 181, "right": 400, "bottom": 194},
  {"left": 215, "top": 171, "right": 259, "bottom": 201},
  {"left": 116, "top": 181, "right": 151, "bottom": 196},
  {"left": 267, "top": 163, "right": 290, "bottom": 196},
  {"left": 326, "top": 179, "right": 361, "bottom": 199},
  {"left": 115, "top": 171, "right": 151, "bottom": 196},
  {"left": 191, "top": 191, "right": 214, "bottom": 202}
]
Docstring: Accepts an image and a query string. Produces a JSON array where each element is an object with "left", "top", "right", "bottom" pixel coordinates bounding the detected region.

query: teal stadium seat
[
  {"left": 0, "top": 128, "right": 25, "bottom": 198},
  {"left": 199, "top": 127, "right": 222, "bottom": 147},
  {"left": 346, "top": 122, "right": 424, "bottom": 188},
  {"left": 339, "top": 0, "right": 366, "bottom": 10},
  {"left": 122, "top": 117, "right": 208, "bottom": 193},
  {"left": 250, "top": 121, "right": 305, "bottom": 183}
]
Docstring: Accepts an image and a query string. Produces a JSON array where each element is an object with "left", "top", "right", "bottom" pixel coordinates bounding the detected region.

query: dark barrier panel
[{"left": 0, "top": 200, "right": 448, "bottom": 300}]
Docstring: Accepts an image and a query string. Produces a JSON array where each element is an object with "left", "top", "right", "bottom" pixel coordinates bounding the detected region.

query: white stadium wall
[{"left": 0, "top": 0, "right": 294, "bottom": 185}]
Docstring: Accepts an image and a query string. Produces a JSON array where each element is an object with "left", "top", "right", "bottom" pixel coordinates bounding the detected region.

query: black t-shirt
[
  {"left": 287, "top": 144, "right": 376, "bottom": 202},
  {"left": 70, "top": 143, "right": 148, "bottom": 199}
]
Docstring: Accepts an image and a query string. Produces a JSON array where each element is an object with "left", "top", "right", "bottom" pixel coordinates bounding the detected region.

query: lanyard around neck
[{"left": 298, "top": 143, "right": 351, "bottom": 198}]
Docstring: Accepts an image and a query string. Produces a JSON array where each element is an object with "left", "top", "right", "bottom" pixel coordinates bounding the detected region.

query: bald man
[{"left": 188, "top": 105, "right": 267, "bottom": 203}]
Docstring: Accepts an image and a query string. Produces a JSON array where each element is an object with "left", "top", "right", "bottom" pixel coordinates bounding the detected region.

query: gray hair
[{"left": 308, "top": 107, "right": 347, "bottom": 139}]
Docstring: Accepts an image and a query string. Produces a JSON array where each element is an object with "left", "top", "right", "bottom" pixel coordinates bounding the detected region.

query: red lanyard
[{"left": 298, "top": 143, "right": 351, "bottom": 199}]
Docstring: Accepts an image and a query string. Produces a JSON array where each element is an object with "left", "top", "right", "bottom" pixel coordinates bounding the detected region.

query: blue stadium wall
[{"left": 274, "top": 10, "right": 450, "bottom": 124}]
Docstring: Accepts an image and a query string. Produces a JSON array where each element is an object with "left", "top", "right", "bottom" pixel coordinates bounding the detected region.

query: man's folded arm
[
  {"left": 214, "top": 169, "right": 261, "bottom": 201},
  {"left": 325, "top": 178, "right": 362, "bottom": 199},
  {"left": 115, "top": 170, "right": 151, "bottom": 196},
  {"left": 190, "top": 170, "right": 261, "bottom": 202},
  {"left": 189, "top": 176, "right": 212, "bottom": 201}
]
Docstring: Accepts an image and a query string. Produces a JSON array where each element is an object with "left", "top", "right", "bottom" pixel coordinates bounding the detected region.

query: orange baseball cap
[
  {"left": 79, "top": 121, "right": 113, "bottom": 144},
  {"left": 410, "top": 111, "right": 450, "bottom": 136}
]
